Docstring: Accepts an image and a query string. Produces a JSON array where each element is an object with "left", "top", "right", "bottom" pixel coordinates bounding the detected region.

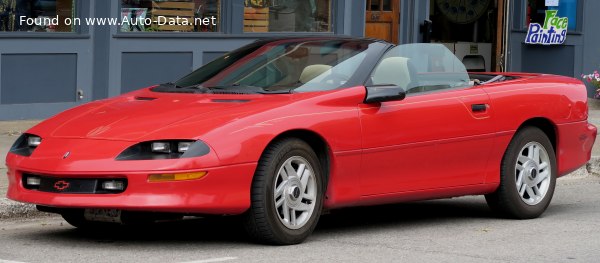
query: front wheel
[
  {"left": 243, "top": 138, "right": 324, "bottom": 245},
  {"left": 485, "top": 127, "right": 557, "bottom": 219}
]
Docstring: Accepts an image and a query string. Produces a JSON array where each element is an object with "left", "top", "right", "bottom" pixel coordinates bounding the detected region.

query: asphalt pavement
[{"left": 0, "top": 175, "right": 598, "bottom": 262}]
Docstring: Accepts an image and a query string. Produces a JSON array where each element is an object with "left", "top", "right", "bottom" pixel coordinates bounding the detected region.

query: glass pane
[
  {"left": 1, "top": 0, "right": 76, "bottom": 32},
  {"left": 527, "top": 0, "right": 577, "bottom": 30},
  {"left": 243, "top": 0, "right": 331, "bottom": 32},
  {"left": 371, "top": 44, "right": 471, "bottom": 94},
  {"left": 382, "top": 0, "right": 391, "bottom": 11},
  {"left": 175, "top": 39, "right": 377, "bottom": 93},
  {"left": 370, "top": 0, "right": 380, "bottom": 11},
  {"left": 120, "top": 0, "right": 220, "bottom": 32}
]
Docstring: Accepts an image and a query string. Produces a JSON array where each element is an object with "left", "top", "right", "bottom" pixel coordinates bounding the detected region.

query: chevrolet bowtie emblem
[
  {"left": 63, "top": 151, "right": 71, "bottom": 159},
  {"left": 54, "top": 180, "right": 70, "bottom": 191}
]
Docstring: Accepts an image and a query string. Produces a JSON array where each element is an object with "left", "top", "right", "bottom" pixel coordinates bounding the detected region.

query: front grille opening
[{"left": 21, "top": 173, "right": 127, "bottom": 194}]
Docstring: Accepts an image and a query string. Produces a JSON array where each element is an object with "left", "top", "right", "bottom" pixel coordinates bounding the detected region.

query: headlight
[
  {"left": 27, "top": 136, "right": 42, "bottom": 147},
  {"left": 9, "top": 134, "right": 42, "bottom": 157},
  {"left": 151, "top": 142, "right": 171, "bottom": 153},
  {"left": 116, "top": 140, "right": 210, "bottom": 160}
]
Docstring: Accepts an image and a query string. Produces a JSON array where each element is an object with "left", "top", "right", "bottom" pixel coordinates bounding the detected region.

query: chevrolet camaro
[{"left": 5, "top": 37, "right": 596, "bottom": 245}]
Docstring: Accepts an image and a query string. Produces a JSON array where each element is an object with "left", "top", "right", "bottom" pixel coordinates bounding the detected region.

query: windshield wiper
[
  {"left": 162, "top": 82, "right": 184, "bottom": 88},
  {"left": 204, "top": 84, "right": 295, "bottom": 94}
]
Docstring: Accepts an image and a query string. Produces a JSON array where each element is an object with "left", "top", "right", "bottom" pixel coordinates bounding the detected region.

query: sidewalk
[{"left": 2, "top": 108, "right": 600, "bottom": 219}]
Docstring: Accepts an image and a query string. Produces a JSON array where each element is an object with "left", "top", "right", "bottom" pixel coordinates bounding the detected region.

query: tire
[
  {"left": 243, "top": 138, "right": 324, "bottom": 245},
  {"left": 485, "top": 126, "right": 557, "bottom": 219}
]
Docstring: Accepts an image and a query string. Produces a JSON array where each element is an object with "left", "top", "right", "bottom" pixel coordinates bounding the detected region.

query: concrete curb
[{"left": 1, "top": 157, "right": 599, "bottom": 220}]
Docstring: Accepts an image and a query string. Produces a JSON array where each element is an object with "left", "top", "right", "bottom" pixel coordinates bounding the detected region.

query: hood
[{"left": 27, "top": 89, "right": 301, "bottom": 141}]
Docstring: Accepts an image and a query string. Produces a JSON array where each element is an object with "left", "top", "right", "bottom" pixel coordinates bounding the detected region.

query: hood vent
[
  {"left": 211, "top": 99, "right": 250, "bottom": 103},
  {"left": 134, "top": 97, "right": 157, "bottom": 101}
]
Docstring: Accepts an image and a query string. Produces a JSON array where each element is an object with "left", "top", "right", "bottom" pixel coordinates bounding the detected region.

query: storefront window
[
  {"left": 120, "top": 0, "right": 220, "bottom": 32},
  {"left": 0, "top": 0, "right": 76, "bottom": 32},
  {"left": 527, "top": 0, "right": 577, "bottom": 31},
  {"left": 243, "top": 0, "right": 331, "bottom": 32}
]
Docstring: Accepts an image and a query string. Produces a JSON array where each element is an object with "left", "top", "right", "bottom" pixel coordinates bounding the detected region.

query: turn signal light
[{"left": 148, "top": 171, "right": 207, "bottom": 182}]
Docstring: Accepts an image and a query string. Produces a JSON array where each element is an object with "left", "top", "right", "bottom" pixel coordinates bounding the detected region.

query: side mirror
[{"left": 364, "top": 85, "right": 406, "bottom": 104}]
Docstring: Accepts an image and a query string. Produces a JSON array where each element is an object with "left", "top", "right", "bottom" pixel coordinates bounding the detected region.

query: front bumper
[{"left": 5, "top": 162, "right": 256, "bottom": 215}]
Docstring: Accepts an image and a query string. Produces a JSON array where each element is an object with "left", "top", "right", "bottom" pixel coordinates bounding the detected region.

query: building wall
[
  {"left": 0, "top": 0, "right": 365, "bottom": 120},
  {"left": 399, "top": 0, "right": 429, "bottom": 44},
  {"left": 6, "top": 0, "right": 597, "bottom": 120},
  {"left": 507, "top": 0, "right": 597, "bottom": 96}
]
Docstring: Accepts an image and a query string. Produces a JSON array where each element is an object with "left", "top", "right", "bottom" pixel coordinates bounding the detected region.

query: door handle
[{"left": 471, "top": 104, "right": 488, "bottom": 112}]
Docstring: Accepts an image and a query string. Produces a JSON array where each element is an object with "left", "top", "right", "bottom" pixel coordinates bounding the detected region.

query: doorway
[
  {"left": 365, "top": 0, "right": 400, "bottom": 44},
  {"left": 428, "top": 0, "right": 508, "bottom": 72}
]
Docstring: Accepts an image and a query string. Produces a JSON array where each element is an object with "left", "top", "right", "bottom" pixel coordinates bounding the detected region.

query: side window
[{"left": 370, "top": 44, "right": 472, "bottom": 95}]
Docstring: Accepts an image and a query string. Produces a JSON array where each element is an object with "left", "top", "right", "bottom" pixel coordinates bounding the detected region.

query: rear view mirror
[{"left": 364, "top": 85, "right": 406, "bottom": 104}]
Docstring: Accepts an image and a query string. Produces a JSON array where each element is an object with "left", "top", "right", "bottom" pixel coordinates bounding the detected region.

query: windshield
[{"left": 165, "top": 38, "right": 382, "bottom": 94}]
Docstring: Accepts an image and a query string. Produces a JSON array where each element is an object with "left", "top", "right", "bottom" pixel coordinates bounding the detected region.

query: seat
[
  {"left": 299, "top": 64, "right": 332, "bottom": 83},
  {"left": 371, "top": 57, "right": 412, "bottom": 89}
]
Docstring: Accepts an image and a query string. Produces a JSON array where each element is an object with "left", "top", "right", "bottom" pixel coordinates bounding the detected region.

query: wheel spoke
[
  {"left": 285, "top": 163, "right": 298, "bottom": 178},
  {"left": 296, "top": 202, "right": 311, "bottom": 211},
  {"left": 533, "top": 170, "right": 549, "bottom": 185},
  {"left": 532, "top": 185, "right": 541, "bottom": 197},
  {"left": 300, "top": 169, "right": 311, "bottom": 193},
  {"left": 297, "top": 164, "right": 306, "bottom": 180},
  {"left": 303, "top": 190, "right": 316, "bottom": 201},
  {"left": 282, "top": 203, "right": 290, "bottom": 223},
  {"left": 539, "top": 162, "right": 548, "bottom": 170},
  {"left": 527, "top": 145, "right": 535, "bottom": 159},
  {"left": 290, "top": 208, "right": 297, "bottom": 225},
  {"left": 275, "top": 182, "right": 286, "bottom": 199},
  {"left": 516, "top": 163, "right": 524, "bottom": 171},
  {"left": 516, "top": 170, "right": 524, "bottom": 188},
  {"left": 279, "top": 168, "right": 289, "bottom": 180},
  {"left": 533, "top": 146, "right": 541, "bottom": 164},
  {"left": 518, "top": 155, "right": 530, "bottom": 165},
  {"left": 526, "top": 187, "right": 536, "bottom": 199},
  {"left": 275, "top": 196, "right": 285, "bottom": 208},
  {"left": 518, "top": 183, "right": 527, "bottom": 197}
]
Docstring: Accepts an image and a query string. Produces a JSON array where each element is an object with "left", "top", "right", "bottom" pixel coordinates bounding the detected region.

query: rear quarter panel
[{"left": 482, "top": 73, "right": 592, "bottom": 181}]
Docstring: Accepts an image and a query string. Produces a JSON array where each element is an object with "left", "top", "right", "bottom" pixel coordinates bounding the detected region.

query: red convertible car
[{"left": 6, "top": 37, "right": 596, "bottom": 245}]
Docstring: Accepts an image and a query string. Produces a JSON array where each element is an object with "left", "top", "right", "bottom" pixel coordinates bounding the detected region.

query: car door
[{"left": 359, "top": 44, "right": 497, "bottom": 195}]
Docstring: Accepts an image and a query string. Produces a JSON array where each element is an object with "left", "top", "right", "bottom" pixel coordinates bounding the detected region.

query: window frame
[
  {"left": 113, "top": 0, "right": 343, "bottom": 38},
  {"left": 0, "top": 0, "right": 88, "bottom": 38},
  {"left": 241, "top": 0, "right": 336, "bottom": 35},
  {"left": 517, "top": 0, "right": 583, "bottom": 34},
  {"left": 114, "top": 0, "right": 225, "bottom": 36}
]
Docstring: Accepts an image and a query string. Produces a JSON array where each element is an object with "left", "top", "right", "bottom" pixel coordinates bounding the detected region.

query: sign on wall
[
  {"left": 525, "top": 10, "right": 568, "bottom": 45},
  {"left": 545, "top": 0, "right": 559, "bottom": 7}
]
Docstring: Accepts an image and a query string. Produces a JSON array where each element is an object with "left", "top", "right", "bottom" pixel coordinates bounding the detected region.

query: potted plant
[{"left": 582, "top": 70, "right": 600, "bottom": 108}]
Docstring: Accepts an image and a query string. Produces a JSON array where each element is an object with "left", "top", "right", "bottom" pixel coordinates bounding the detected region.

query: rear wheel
[
  {"left": 243, "top": 138, "right": 324, "bottom": 245},
  {"left": 485, "top": 126, "right": 557, "bottom": 219}
]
